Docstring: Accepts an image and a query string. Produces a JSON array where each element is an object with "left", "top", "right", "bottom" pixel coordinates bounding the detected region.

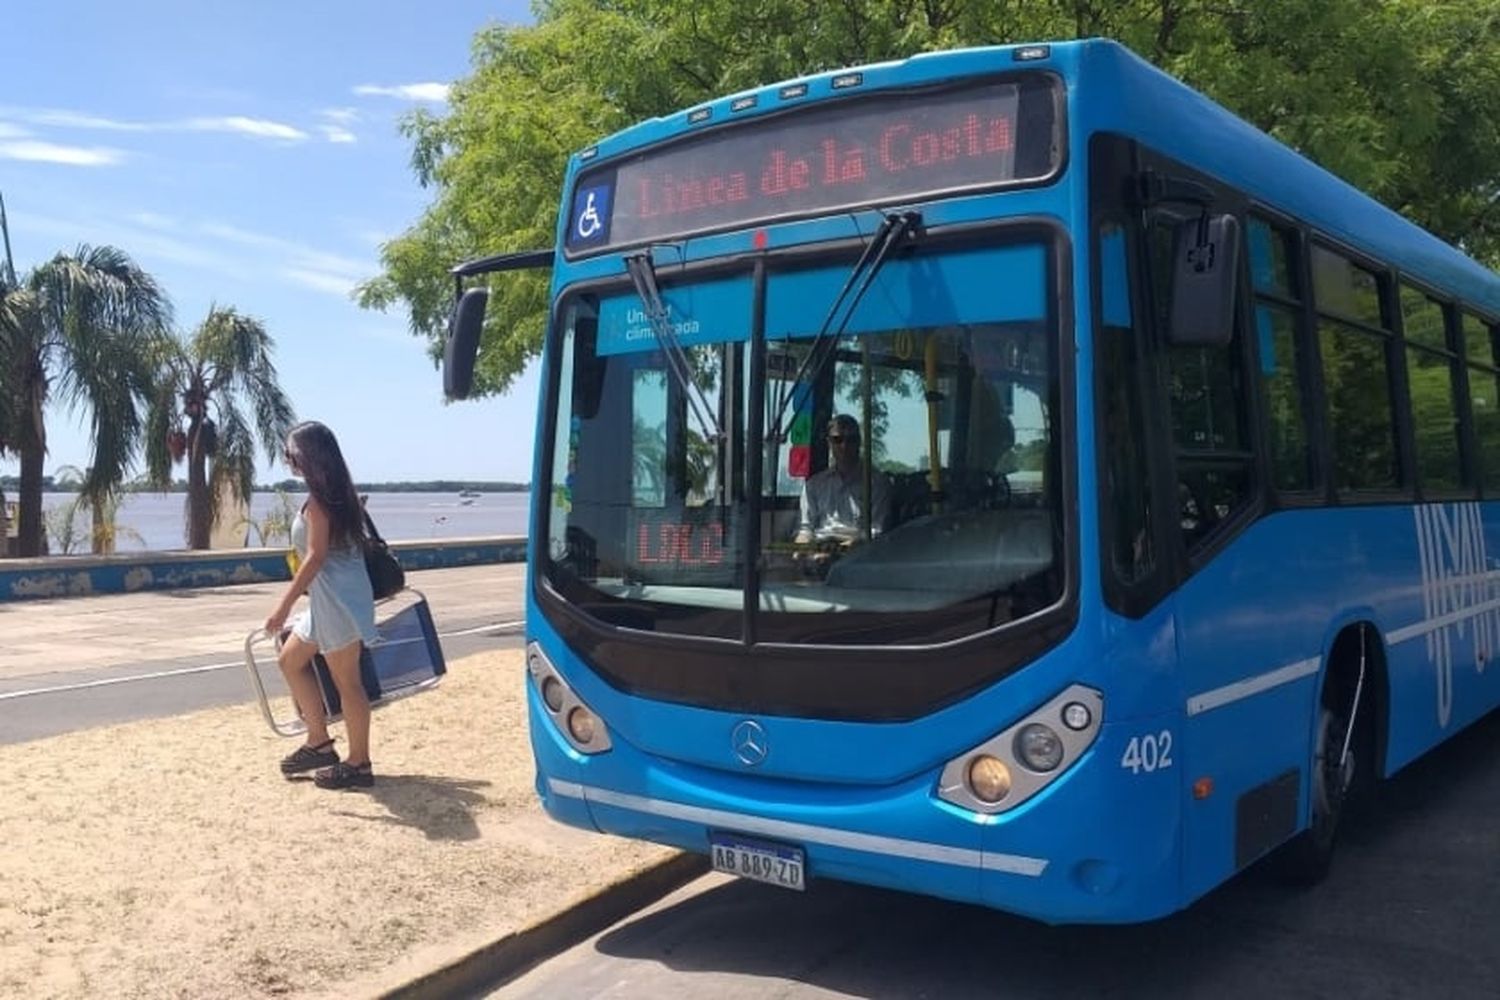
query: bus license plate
[{"left": 709, "top": 833, "right": 806, "bottom": 891}]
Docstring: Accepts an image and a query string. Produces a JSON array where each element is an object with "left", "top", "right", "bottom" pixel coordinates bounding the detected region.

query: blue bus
[{"left": 444, "top": 39, "right": 1500, "bottom": 923}]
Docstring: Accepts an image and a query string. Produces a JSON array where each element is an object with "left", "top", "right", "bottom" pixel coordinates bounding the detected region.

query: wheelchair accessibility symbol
[
  {"left": 576, "top": 193, "right": 602, "bottom": 239},
  {"left": 570, "top": 182, "right": 612, "bottom": 247}
]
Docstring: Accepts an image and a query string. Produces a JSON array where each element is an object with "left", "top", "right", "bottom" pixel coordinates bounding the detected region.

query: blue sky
[{"left": 0, "top": 0, "right": 539, "bottom": 484}]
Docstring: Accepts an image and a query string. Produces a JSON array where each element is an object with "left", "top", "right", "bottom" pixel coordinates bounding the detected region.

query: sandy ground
[{"left": 0, "top": 650, "right": 675, "bottom": 999}]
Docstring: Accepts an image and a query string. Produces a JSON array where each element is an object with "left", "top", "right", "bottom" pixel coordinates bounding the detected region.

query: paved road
[
  {"left": 492, "top": 708, "right": 1500, "bottom": 999},
  {"left": 0, "top": 563, "right": 527, "bottom": 744}
]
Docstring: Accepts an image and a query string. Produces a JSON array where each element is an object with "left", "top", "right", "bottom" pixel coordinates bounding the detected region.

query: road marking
[{"left": 0, "top": 619, "right": 526, "bottom": 701}]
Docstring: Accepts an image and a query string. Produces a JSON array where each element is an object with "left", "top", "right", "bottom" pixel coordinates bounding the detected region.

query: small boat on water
[{"left": 458, "top": 489, "right": 481, "bottom": 499}]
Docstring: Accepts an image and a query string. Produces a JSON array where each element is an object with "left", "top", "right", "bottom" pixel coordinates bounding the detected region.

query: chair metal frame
[{"left": 242, "top": 587, "right": 445, "bottom": 737}]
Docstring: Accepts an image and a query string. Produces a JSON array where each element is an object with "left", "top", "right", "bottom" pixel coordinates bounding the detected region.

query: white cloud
[
  {"left": 353, "top": 82, "right": 450, "bottom": 102},
  {"left": 200, "top": 222, "right": 372, "bottom": 298},
  {"left": 186, "top": 116, "right": 307, "bottom": 141},
  {"left": 281, "top": 268, "right": 357, "bottom": 296},
  {"left": 126, "top": 211, "right": 178, "bottom": 230},
  {"left": 0, "top": 122, "right": 30, "bottom": 139},
  {"left": 0, "top": 105, "right": 308, "bottom": 143},
  {"left": 0, "top": 140, "right": 124, "bottom": 166},
  {"left": 316, "top": 108, "right": 358, "bottom": 143},
  {"left": 21, "top": 109, "right": 151, "bottom": 132}
]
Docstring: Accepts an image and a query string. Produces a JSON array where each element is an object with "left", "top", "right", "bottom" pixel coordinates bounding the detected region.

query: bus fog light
[
  {"left": 1061, "top": 701, "right": 1092, "bottom": 731},
  {"left": 541, "top": 676, "right": 565, "bottom": 712},
  {"left": 966, "top": 755, "right": 1012, "bottom": 803},
  {"left": 1015, "top": 723, "right": 1064, "bottom": 772},
  {"left": 567, "top": 707, "right": 597, "bottom": 745}
]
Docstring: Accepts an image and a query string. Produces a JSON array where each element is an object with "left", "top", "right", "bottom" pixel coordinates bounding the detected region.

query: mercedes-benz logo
[{"left": 731, "top": 719, "right": 768, "bottom": 767}]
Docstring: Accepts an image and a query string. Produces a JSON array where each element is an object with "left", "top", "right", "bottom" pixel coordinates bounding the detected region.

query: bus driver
[{"left": 795, "top": 414, "right": 891, "bottom": 544}]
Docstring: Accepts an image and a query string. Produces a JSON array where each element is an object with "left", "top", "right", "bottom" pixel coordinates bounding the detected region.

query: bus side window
[
  {"left": 1310, "top": 245, "right": 1401, "bottom": 493},
  {"left": 1149, "top": 215, "right": 1255, "bottom": 550},
  {"left": 1399, "top": 286, "right": 1463, "bottom": 494},
  {"left": 1248, "top": 215, "right": 1315, "bottom": 492},
  {"left": 1098, "top": 222, "right": 1156, "bottom": 585},
  {"left": 1464, "top": 312, "right": 1500, "bottom": 493}
]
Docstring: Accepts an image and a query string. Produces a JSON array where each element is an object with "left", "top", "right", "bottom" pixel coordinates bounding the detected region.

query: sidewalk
[{"left": 0, "top": 577, "right": 698, "bottom": 998}]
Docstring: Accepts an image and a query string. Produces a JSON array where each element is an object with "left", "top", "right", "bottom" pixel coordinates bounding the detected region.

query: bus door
[{"left": 1138, "top": 196, "right": 1308, "bottom": 893}]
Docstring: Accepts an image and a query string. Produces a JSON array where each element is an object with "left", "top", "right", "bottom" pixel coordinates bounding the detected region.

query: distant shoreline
[{"left": 2, "top": 481, "right": 530, "bottom": 495}]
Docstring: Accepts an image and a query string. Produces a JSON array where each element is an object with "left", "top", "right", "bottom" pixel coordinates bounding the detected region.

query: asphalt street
[{"left": 0, "top": 563, "right": 527, "bottom": 744}]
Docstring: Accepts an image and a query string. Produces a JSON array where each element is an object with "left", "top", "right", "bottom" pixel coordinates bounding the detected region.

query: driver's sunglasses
[{"left": 827, "top": 434, "right": 856, "bottom": 444}]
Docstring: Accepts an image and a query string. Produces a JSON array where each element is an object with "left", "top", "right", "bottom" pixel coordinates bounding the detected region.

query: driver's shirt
[{"left": 797, "top": 465, "right": 891, "bottom": 541}]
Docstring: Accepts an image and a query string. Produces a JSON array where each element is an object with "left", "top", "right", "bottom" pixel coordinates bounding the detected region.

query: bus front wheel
[{"left": 1276, "top": 647, "right": 1370, "bottom": 885}]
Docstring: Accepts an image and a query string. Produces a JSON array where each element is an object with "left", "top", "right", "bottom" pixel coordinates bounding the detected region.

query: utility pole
[{"left": 0, "top": 189, "right": 16, "bottom": 286}]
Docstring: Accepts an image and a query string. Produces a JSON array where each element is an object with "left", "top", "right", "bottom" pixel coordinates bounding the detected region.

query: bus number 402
[{"left": 1120, "top": 731, "right": 1174, "bottom": 774}]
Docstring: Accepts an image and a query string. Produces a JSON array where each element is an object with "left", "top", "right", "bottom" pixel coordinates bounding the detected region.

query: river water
[{"left": 25, "top": 490, "right": 531, "bottom": 553}]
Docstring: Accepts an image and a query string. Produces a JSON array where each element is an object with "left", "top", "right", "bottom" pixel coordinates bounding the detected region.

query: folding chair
[{"left": 243, "top": 588, "right": 447, "bottom": 737}]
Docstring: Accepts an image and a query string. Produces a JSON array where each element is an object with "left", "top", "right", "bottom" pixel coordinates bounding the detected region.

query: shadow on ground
[{"left": 329, "top": 773, "right": 494, "bottom": 841}]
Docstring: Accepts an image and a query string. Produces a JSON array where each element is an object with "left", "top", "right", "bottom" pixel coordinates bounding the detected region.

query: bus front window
[{"left": 542, "top": 238, "right": 1064, "bottom": 647}]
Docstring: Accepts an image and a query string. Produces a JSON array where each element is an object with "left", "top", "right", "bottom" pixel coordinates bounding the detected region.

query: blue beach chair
[{"left": 243, "top": 589, "right": 447, "bottom": 737}]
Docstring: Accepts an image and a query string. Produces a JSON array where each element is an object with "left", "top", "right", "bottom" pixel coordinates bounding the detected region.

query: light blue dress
[{"left": 289, "top": 509, "right": 378, "bottom": 652}]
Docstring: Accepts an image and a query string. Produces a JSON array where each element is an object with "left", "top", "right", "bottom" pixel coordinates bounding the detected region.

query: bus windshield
[{"left": 543, "top": 236, "right": 1063, "bottom": 646}]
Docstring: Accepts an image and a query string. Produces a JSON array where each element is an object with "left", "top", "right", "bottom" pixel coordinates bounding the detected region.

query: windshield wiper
[
  {"left": 625, "top": 251, "right": 723, "bottom": 442},
  {"left": 766, "top": 210, "right": 923, "bottom": 445}
]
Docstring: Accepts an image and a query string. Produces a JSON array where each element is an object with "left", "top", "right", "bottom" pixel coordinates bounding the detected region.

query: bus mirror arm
[{"left": 442, "top": 249, "right": 552, "bottom": 401}]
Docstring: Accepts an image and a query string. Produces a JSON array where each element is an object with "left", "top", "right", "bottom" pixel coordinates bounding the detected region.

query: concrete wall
[{"left": 0, "top": 536, "right": 527, "bottom": 601}]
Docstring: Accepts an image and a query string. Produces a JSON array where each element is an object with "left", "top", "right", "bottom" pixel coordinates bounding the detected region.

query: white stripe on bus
[
  {"left": 1185, "top": 657, "right": 1321, "bottom": 717},
  {"left": 549, "top": 778, "right": 1049, "bottom": 877},
  {"left": 1185, "top": 594, "right": 1500, "bottom": 719}
]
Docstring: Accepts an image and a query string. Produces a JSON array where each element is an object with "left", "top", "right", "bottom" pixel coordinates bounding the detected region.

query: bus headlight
[
  {"left": 1061, "top": 701, "right": 1092, "bottom": 731},
  {"left": 937, "top": 684, "right": 1102, "bottom": 815},
  {"left": 1015, "top": 724, "right": 1064, "bottom": 772},
  {"left": 967, "top": 755, "right": 1012, "bottom": 803},
  {"left": 567, "top": 706, "right": 598, "bottom": 745},
  {"left": 541, "top": 675, "right": 565, "bottom": 712},
  {"left": 526, "top": 641, "right": 612, "bottom": 755}
]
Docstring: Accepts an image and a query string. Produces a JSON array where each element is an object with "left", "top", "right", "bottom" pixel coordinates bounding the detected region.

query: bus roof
[{"left": 572, "top": 39, "right": 1499, "bottom": 318}]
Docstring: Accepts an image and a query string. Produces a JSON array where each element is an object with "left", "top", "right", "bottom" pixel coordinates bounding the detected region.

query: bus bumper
[{"left": 530, "top": 683, "right": 1184, "bottom": 925}]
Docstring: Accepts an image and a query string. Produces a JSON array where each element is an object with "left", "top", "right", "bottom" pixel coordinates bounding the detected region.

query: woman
[{"left": 266, "top": 421, "right": 379, "bottom": 789}]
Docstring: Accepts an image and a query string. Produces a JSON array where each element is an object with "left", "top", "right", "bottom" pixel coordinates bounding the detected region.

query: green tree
[
  {"left": 0, "top": 244, "right": 171, "bottom": 557},
  {"left": 362, "top": 0, "right": 1500, "bottom": 397},
  {"left": 145, "top": 306, "right": 296, "bottom": 550}
]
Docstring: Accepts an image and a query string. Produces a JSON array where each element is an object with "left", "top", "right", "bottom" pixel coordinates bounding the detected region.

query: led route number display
[
  {"left": 566, "top": 76, "right": 1058, "bottom": 253},
  {"left": 628, "top": 508, "right": 741, "bottom": 583}
]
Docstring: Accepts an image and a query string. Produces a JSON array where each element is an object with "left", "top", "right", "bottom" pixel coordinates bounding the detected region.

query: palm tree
[
  {"left": 0, "top": 241, "right": 171, "bottom": 557},
  {"left": 145, "top": 306, "right": 295, "bottom": 549}
]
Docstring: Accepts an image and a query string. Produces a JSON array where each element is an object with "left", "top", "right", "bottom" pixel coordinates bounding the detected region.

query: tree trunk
[
  {"left": 17, "top": 442, "right": 44, "bottom": 557},
  {"left": 91, "top": 502, "right": 112, "bottom": 555},
  {"left": 186, "top": 416, "right": 211, "bottom": 549}
]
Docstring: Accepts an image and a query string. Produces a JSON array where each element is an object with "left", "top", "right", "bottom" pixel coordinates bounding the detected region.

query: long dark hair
[{"left": 285, "top": 421, "right": 367, "bottom": 552}]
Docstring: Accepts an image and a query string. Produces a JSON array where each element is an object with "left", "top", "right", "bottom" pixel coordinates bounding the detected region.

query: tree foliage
[
  {"left": 145, "top": 306, "right": 296, "bottom": 549},
  {"left": 362, "top": 0, "right": 1500, "bottom": 396},
  {"left": 0, "top": 244, "right": 171, "bottom": 555}
]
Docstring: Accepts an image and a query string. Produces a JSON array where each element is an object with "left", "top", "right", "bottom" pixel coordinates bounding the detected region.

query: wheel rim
[{"left": 1310, "top": 707, "right": 1355, "bottom": 843}]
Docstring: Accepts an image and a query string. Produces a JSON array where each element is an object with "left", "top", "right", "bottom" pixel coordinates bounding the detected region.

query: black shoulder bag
[{"left": 363, "top": 509, "right": 405, "bottom": 600}]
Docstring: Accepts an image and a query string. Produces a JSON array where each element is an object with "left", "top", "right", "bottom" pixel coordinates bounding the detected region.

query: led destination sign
[{"left": 566, "top": 76, "right": 1058, "bottom": 253}]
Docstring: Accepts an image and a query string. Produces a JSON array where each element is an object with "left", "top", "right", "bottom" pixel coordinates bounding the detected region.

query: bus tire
[{"left": 1275, "top": 630, "right": 1374, "bottom": 885}]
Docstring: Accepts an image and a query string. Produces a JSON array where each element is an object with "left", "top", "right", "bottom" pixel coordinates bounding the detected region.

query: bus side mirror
[
  {"left": 1168, "top": 214, "right": 1240, "bottom": 348},
  {"left": 444, "top": 287, "right": 489, "bottom": 400}
]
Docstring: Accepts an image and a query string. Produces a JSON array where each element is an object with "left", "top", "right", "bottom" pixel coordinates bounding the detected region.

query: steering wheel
[
  {"left": 973, "top": 470, "right": 1011, "bottom": 510},
  {"left": 1178, "top": 479, "right": 1214, "bottom": 536}
]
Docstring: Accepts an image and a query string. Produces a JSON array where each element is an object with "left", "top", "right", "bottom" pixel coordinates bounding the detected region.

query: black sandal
[
  {"left": 314, "top": 761, "right": 374, "bottom": 790},
  {"left": 280, "top": 739, "right": 339, "bottom": 776}
]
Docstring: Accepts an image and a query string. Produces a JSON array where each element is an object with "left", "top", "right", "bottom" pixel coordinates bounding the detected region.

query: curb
[{"left": 379, "top": 851, "right": 710, "bottom": 998}]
